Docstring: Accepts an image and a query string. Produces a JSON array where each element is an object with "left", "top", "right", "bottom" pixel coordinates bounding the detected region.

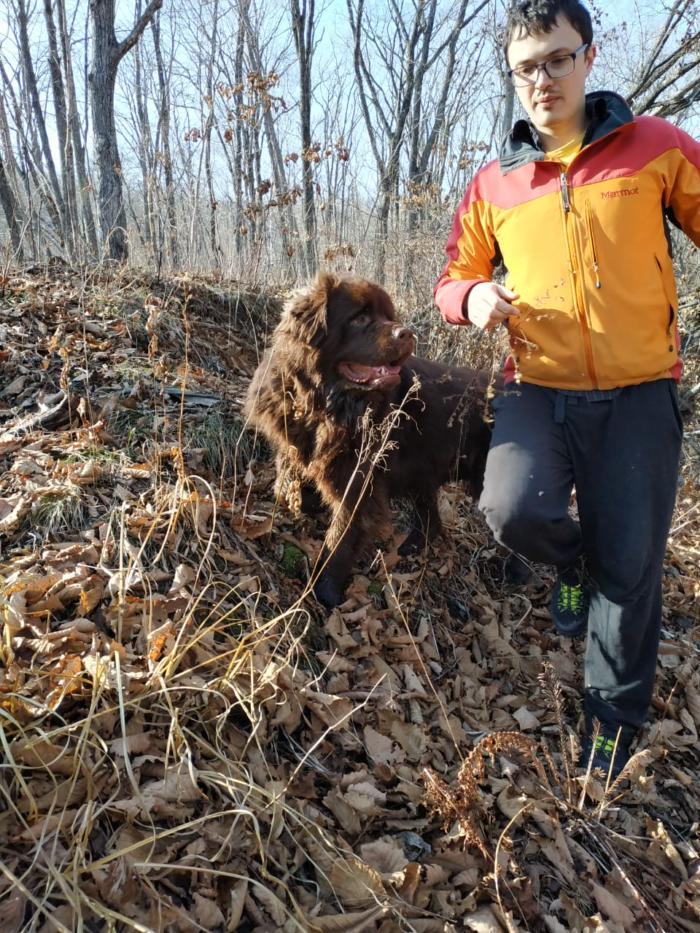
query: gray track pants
[{"left": 479, "top": 379, "right": 683, "bottom": 729}]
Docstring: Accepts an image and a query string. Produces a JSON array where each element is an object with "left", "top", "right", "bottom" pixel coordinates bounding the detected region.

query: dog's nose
[{"left": 392, "top": 325, "right": 414, "bottom": 342}]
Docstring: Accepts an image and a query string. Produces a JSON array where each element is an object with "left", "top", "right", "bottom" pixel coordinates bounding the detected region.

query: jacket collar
[{"left": 499, "top": 90, "right": 634, "bottom": 174}]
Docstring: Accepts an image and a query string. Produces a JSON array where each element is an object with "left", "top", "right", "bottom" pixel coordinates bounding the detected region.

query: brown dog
[{"left": 245, "top": 273, "right": 496, "bottom": 608}]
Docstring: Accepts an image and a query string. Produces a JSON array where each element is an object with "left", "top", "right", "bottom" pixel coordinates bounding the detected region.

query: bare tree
[
  {"left": 0, "top": 153, "right": 25, "bottom": 260},
  {"left": 132, "top": 0, "right": 156, "bottom": 259},
  {"left": 403, "top": 0, "right": 489, "bottom": 288},
  {"left": 43, "top": 0, "right": 81, "bottom": 254},
  {"left": 291, "top": 0, "right": 318, "bottom": 275},
  {"left": 16, "top": 0, "right": 69, "bottom": 250},
  {"left": 239, "top": 0, "right": 299, "bottom": 276},
  {"left": 626, "top": 0, "right": 700, "bottom": 118},
  {"left": 89, "top": 0, "right": 163, "bottom": 261},
  {"left": 57, "top": 0, "right": 99, "bottom": 255},
  {"left": 0, "top": 79, "right": 27, "bottom": 260},
  {"left": 0, "top": 54, "right": 63, "bottom": 254},
  {"left": 348, "top": 0, "right": 489, "bottom": 283},
  {"left": 347, "top": 0, "right": 420, "bottom": 282},
  {"left": 1, "top": 0, "right": 696, "bottom": 283},
  {"left": 318, "top": 70, "right": 358, "bottom": 249},
  {"left": 151, "top": 11, "right": 178, "bottom": 268},
  {"left": 203, "top": 0, "right": 223, "bottom": 267}
]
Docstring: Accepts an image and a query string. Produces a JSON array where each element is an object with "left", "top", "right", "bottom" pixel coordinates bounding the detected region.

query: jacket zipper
[
  {"left": 560, "top": 171, "right": 599, "bottom": 387},
  {"left": 584, "top": 202, "right": 602, "bottom": 289},
  {"left": 560, "top": 172, "right": 571, "bottom": 213}
]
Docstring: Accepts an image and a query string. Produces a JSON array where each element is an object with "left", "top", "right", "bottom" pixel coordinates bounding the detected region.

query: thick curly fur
[{"left": 245, "top": 272, "right": 497, "bottom": 608}]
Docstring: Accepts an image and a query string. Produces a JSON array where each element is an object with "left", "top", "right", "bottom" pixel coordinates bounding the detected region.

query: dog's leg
[
  {"left": 273, "top": 453, "right": 324, "bottom": 517},
  {"left": 300, "top": 483, "right": 324, "bottom": 516},
  {"left": 313, "top": 477, "right": 389, "bottom": 609},
  {"left": 398, "top": 490, "right": 442, "bottom": 556}
]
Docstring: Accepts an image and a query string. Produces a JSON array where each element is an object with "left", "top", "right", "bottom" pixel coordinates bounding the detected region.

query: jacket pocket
[{"left": 655, "top": 254, "right": 677, "bottom": 335}]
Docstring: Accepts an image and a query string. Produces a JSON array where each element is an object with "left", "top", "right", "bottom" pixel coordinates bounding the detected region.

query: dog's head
[{"left": 277, "top": 273, "right": 415, "bottom": 392}]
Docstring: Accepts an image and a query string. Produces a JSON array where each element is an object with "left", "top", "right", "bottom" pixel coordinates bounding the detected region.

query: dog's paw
[
  {"left": 312, "top": 573, "right": 346, "bottom": 609},
  {"left": 398, "top": 529, "right": 426, "bottom": 556}
]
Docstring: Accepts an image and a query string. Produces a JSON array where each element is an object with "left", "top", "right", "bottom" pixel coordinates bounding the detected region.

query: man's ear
[{"left": 585, "top": 43, "right": 596, "bottom": 76}]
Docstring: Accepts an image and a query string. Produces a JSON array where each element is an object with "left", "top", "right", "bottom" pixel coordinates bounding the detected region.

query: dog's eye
[{"left": 352, "top": 309, "right": 372, "bottom": 326}]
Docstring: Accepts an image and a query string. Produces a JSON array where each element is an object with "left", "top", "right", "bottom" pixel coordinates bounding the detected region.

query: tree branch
[{"left": 114, "top": 0, "right": 163, "bottom": 66}]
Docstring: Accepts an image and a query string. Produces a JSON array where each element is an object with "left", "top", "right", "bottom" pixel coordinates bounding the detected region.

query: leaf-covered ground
[{"left": 1, "top": 267, "right": 699, "bottom": 932}]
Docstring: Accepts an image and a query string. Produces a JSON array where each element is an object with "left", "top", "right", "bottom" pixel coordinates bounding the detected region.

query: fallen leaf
[
  {"left": 329, "top": 858, "right": 386, "bottom": 908},
  {"left": 590, "top": 880, "right": 635, "bottom": 928},
  {"left": 513, "top": 705, "right": 539, "bottom": 731},
  {"left": 193, "top": 892, "right": 225, "bottom": 928},
  {"left": 464, "top": 905, "right": 504, "bottom": 931},
  {"left": 359, "top": 837, "right": 408, "bottom": 875}
]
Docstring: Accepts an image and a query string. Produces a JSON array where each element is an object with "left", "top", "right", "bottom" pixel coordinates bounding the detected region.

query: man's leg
[
  {"left": 480, "top": 383, "right": 582, "bottom": 567},
  {"left": 566, "top": 380, "right": 683, "bottom": 729}
]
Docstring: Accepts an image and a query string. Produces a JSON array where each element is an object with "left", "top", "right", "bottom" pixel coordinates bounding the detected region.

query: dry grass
[{"left": 0, "top": 266, "right": 699, "bottom": 931}]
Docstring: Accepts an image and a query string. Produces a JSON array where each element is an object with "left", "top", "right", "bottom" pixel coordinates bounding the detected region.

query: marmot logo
[{"left": 601, "top": 187, "right": 639, "bottom": 199}]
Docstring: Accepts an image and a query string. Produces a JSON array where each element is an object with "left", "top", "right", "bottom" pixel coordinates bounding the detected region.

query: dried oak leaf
[
  {"left": 192, "top": 892, "right": 225, "bottom": 928},
  {"left": 463, "top": 905, "right": 504, "bottom": 931},
  {"left": 0, "top": 494, "right": 29, "bottom": 532},
  {"left": 363, "top": 725, "right": 402, "bottom": 766},
  {"left": 329, "top": 857, "right": 386, "bottom": 908},
  {"left": 590, "top": 879, "right": 635, "bottom": 929},
  {"left": 358, "top": 837, "right": 408, "bottom": 875}
]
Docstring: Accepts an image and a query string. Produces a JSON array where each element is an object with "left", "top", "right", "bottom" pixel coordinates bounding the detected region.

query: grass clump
[
  {"left": 185, "top": 411, "right": 257, "bottom": 479},
  {"left": 32, "top": 488, "right": 87, "bottom": 538}
]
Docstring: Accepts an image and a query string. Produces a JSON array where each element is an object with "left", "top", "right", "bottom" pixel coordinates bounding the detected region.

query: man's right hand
[{"left": 466, "top": 282, "right": 520, "bottom": 331}]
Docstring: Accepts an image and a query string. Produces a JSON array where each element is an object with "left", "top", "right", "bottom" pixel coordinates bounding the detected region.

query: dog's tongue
[{"left": 339, "top": 362, "right": 401, "bottom": 385}]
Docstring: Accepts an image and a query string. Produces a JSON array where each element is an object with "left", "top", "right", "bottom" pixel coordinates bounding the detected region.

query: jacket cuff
[{"left": 434, "top": 277, "right": 487, "bottom": 326}]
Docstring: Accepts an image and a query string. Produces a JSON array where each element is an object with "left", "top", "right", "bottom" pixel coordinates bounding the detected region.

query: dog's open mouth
[{"left": 337, "top": 361, "right": 404, "bottom": 389}]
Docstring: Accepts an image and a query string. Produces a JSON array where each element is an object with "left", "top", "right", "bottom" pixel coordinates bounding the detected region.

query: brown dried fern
[
  {"left": 421, "top": 767, "right": 490, "bottom": 859},
  {"left": 538, "top": 661, "right": 574, "bottom": 790}
]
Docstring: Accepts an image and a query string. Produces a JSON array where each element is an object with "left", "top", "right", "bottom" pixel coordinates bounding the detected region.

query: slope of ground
[{"left": 0, "top": 267, "right": 699, "bottom": 932}]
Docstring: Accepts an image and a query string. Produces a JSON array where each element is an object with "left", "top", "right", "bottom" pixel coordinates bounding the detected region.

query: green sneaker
[
  {"left": 550, "top": 566, "right": 589, "bottom": 637},
  {"left": 580, "top": 719, "right": 636, "bottom": 779}
]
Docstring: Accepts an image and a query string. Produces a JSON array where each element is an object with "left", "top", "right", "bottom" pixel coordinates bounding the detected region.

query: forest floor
[{"left": 0, "top": 265, "right": 699, "bottom": 932}]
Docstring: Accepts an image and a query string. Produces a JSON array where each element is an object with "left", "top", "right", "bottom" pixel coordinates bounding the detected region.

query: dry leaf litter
[{"left": 0, "top": 267, "right": 699, "bottom": 932}]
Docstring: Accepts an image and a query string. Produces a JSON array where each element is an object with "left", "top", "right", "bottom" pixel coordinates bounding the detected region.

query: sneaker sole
[{"left": 554, "top": 620, "right": 587, "bottom": 638}]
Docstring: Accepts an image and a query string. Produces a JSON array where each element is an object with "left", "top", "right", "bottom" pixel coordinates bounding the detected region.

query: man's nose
[{"left": 534, "top": 66, "right": 553, "bottom": 89}]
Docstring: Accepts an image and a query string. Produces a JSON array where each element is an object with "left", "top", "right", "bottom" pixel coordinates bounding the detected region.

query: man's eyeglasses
[{"left": 508, "top": 43, "right": 590, "bottom": 87}]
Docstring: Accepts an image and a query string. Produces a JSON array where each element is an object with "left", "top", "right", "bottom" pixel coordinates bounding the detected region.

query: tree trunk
[
  {"left": 232, "top": 15, "right": 246, "bottom": 261},
  {"left": 133, "top": 0, "right": 155, "bottom": 260},
  {"left": 151, "top": 14, "right": 178, "bottom": 268},
  {"left": 347, "top": 0, "right": 423, "bottom": 283},
  {"left": 88, "top": 0, "right": 162, "bottom": 261},
  {"left": 57, "top": 0, "right": 98, "bottom": 256},
  {"left": 240, "top": 1, "right": 299, "bottom": 278},
  {"left": 43, "top": 0, "right": 79, "bottom": 257},
  {"left": 291, "top": 0, "right": 317, "bottom": 276},
  {"left": 0, "top": 154, "right": 25, "bottom": 260},
  {"left": 17, "top": 0, "right": 69, "bottom": 250},
  {"left": 203, "top": 0, "right": 221, "bottom": 269}
]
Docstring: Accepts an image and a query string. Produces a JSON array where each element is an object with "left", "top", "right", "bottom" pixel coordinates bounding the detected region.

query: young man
[{"left": 435, "top": 0, "right": 699, "bottom": 775}]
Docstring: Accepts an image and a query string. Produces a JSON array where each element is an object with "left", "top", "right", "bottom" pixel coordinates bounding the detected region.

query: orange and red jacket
[{"left": 435, "top": 92, "right": 700, "bottom": 390}]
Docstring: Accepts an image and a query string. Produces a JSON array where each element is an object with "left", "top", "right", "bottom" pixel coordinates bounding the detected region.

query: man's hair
[{"left": 504, "top": 0, "right": 593, "bottom": 59}]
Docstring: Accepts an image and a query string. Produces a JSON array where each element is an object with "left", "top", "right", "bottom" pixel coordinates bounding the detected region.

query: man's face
[{"left": 507, "top": 15, "right": 596, "bottom": 140}]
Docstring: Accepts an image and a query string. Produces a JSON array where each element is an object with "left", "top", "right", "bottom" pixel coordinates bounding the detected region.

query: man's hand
[{"left": 466, "top": 282, "right": 520, "bottom": 331}]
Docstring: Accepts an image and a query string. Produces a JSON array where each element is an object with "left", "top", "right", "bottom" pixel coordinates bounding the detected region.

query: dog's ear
[{"left": 283, "top": 272, "right": 338, "bottom": 348}]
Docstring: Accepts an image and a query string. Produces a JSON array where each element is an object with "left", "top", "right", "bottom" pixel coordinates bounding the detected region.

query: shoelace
[
  {"left": 593, "top": 735, "right": 617, "bottom": 760},
  {"left": 557, "top": 582, "right": 585, "bottom": 614}
]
